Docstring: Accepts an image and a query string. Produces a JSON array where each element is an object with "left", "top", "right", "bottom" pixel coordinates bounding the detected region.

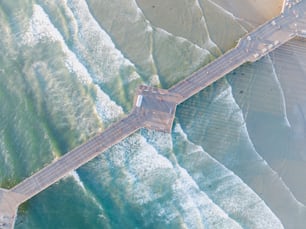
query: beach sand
[{"left": 213, "top": 0, "right": 283, "bottom": 26}]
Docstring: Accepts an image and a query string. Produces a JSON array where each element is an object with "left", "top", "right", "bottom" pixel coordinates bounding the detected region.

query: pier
[{"left": 1, "top": 0, "right": 306, "bottom": 228}]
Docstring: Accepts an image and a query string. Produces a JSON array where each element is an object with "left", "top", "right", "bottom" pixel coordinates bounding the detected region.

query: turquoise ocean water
[{"left": 1, "top": 0, "right": 306, "bottom": 228}]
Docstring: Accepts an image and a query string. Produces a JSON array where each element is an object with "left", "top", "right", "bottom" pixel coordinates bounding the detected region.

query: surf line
[{"left": 1, "top": 1, "right": 306, "bottom": 228}]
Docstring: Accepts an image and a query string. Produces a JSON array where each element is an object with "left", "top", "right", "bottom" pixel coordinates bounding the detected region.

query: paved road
[{"left": 1, "top": 1, "right": 306, "bottom": 228}]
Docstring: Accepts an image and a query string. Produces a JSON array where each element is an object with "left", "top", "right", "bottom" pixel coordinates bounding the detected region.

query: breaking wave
[{"left": 0, "top": 0, "right": 304, "bottom": 228}]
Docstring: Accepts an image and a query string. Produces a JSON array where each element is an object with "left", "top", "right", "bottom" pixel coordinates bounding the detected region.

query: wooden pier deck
[{"left": 1, "top": 0, "right": 306, "bottom": 228}]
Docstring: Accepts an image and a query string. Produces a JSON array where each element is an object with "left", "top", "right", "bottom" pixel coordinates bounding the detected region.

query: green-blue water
[{"left": 1, "top": 0, "right": 306, "bottom": 228}]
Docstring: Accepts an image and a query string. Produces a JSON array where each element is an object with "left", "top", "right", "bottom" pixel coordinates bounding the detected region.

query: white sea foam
[
  {"left": 109, "top": 131, "right": 242, "bottom": 228},
  {"left": 225, "top": 68, "right": 305, "bottom": 210},
  {"left": 0, "top": 133, "right": 13, "bottom": 171},
  {"left": 68, "top": 170, "right": 108, "bottom": 221},
  {"left": 94, "top": 85, "right": 123, "bottom": 122},
  {"left": 269, "top": 55, "right": 292, "bottom": 128},
  {"left": 173, "top": 123, "right": 285, "bottom": 229},
  {"left": 194, "top": 0, "right": 210, "bottom": 32},
  {"left": 65, "top": 0, "right": 141, "bottom": 84},
  {"left": 171, "top": 165, "right": 243, "bottom": 229},
  {"left": 104, "top": 133, "right": 175, "bottom": 206},
  {"left": 22, "top": 4, "right": 125, "bottom": 123},
  {"left": 132, "top": 0, "right": 216, "bottom": 78},
  {"left": 220, "top": 82, "right": 305, "bottom": 209},
  {"left": 206, "top": 0, "right": 250, "bottom": 32},
  {"left": 142, "top": 129, "right": 173, "bottom": 153},
  {"left": 69, "top": 170, "right": 86, "bottom": 191},
  {"left": 154, "top": 26, "right": 211, "bottom": 55},
  {"left": 22, "top": 4, "right": 92, "bottom": 85},
  {"left": 121, "top": 0, "right": 161, "bottom": 86},
  {"left": 211, "top": 84, "right": 246, "bottom": 126},
  {"left": 194, "top": 0, "right": 220, "bottom": 49},
  {"left": 20, "top": 2, "right": 290, "bottom": 228},
  {"left": 118, "top": 134, "right": 173, "bottom": 175},
  {"left": 66, "top": 0, "right": 161, "bottom": 86},
  {"left": 136, "top": 0, "right": 217, "bottom": 51}
]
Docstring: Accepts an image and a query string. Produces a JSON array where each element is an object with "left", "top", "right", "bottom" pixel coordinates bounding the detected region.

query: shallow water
[{"left": 0, "top": 0, "right": 306, "bottom": 228}]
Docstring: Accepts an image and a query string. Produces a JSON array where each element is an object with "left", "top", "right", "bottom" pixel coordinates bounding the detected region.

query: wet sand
[
  {"left": 213, "top": 0, "right": 283, "bottom": 26},
  {"left": 135, "top": 0, "right": 283, "bottom": 52},
  {"left": 110, "top": 0, "right": 306, "bottom": 227}
]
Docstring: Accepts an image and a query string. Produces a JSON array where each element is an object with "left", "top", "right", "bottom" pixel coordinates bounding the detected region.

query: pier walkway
[{"left": 1, "top": 0, "right": 306, "bottom": 228}]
